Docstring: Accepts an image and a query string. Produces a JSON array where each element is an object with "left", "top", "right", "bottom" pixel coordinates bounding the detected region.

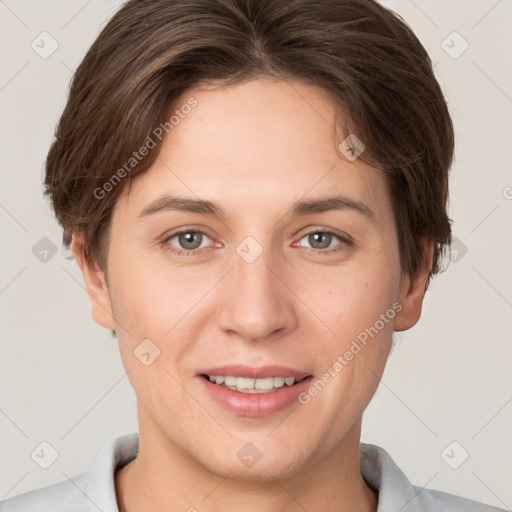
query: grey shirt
[{"left": 1, "top": 432, "right": 507, "bottom": 511}]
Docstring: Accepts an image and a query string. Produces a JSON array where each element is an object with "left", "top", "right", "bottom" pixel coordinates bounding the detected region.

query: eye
[
  {"left": 162, "top": 227, "right": 352, "bottom": 258},
  {"left": 163, "top": 229, "right": 213, "bottom": 256},
  {"left": 295, "top": 229, "right": 352, "bottom": 255}
]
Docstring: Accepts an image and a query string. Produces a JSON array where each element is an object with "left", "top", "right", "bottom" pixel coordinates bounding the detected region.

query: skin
[{"left": 71, "top": 78, "right": 432, "bottom": 512}]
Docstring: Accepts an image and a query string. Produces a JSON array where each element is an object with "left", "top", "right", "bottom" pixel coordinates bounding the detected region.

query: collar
[
  {"left": 85, "top": 432, "right": 420, "bottom": 512},
  {"left": 360, "top": 442, "right": 422, "bottom": 511}
]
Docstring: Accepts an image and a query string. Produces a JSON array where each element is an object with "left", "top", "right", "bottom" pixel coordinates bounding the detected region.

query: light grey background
[{"left": 1, "top": 0, "right": 511, "bottom": 508}]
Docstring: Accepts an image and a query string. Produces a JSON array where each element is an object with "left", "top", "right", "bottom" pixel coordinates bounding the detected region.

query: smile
[{"left": 202, "top": 374, "right": 307, "bottom": 393}]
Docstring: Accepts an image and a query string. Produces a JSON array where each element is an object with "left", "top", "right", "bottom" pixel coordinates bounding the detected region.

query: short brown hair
[{"left": 44, "top": 0, "right": 454, "bottom": 289}]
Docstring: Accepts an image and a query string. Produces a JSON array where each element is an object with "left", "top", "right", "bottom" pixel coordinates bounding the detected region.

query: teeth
[
  {"left": 273, "top": 376, "right": 285, "bottom": 388},
  {"left": 224, "top": 376, "right": 237, "bottom": 386},
  {"left": 236, "top": 377, "right": 255, "bottom": 392},
  {"left": 254, "top": 377, "right": 274, "bottom": 390},
  {"left": 206, "top": 375, "right": 301, "bottom": 393}
]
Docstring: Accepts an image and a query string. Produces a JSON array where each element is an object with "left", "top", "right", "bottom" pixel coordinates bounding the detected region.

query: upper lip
[{"left": 197, "top": 365, "right": 312, "bottom": 380}]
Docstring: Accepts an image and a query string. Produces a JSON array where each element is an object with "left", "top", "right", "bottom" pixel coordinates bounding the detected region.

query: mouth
[
  {"left": 196, "top": 366, "right": 314, "bottom": 416},
  {"left": 199, "top": 374, "right": 311, "bottom": 394}
]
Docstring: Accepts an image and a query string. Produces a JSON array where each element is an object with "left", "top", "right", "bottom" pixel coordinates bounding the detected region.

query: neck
[{"left": 115, "top": 403, "right": 378, "bottom": 512}]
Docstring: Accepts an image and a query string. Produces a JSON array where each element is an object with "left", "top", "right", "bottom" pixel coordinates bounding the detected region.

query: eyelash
[{"left": 161, "top": 227, "right": 353, "bottom": 258}]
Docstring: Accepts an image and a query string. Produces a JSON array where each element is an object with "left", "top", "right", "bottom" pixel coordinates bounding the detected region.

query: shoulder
[
  {"left": 0, "top": 473, "right": 88, "bottom": 512},
  {"left": 360, "top": 442, "right": 507, "bottom": 512},
  {"left": 0, "top": 433, "right": 139, "bottom": 512},
  {"left": 413, "top": 485, "right": 508, "bottom": 511}
]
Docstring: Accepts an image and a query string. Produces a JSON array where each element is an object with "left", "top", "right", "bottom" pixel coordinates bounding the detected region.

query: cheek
[
  {"left": 107, "top": 251, "right": 198, "bottom": 337},
  {"left": 110, "top": 268, "right": 196, "bottom": 411},
  {"left": 316, "top": 281, "right": 395, "bottom": 388},
  {"left": 305, "top": 260, "right": 399, "bottom": 339},
  {"left": 299, "top": 304, "right": 393, "bottom": 442},
  {"left": 107, "top": 258, "right": 208, "bottom": 405},
  {"left": 299, "top": 251, "right": 398, "bottom": 409}
]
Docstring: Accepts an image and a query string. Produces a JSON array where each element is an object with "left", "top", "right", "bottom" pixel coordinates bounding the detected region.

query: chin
[{"left": 195, "top": 442, "right": 312, "bottom": 481}]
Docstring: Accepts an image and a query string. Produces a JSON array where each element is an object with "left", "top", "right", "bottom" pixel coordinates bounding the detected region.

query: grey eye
[
  {"left": 166, "top": 230, "right": 210, "bottom": 251},
  {"left": 301, "top": 232, "right": 337, "bottom": 250}
]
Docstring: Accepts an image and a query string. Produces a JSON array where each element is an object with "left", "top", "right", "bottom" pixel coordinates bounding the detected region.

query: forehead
[{"left": 116, "top": 78, "right": 390, "bottom": 223}]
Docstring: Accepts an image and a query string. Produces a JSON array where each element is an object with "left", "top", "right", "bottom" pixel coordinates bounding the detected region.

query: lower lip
[{"left": 198, "top": 376, "right": 313, "bottom": 417}]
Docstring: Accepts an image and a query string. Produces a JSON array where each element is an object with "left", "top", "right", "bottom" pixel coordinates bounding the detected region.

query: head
[{"left": 44, "top": 0, "right": 453, "bottom": 479}]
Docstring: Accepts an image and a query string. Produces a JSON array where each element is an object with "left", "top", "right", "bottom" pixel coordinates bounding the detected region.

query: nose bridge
[{"left": 216, "top": 237, "right": 295, "bottom": 341}]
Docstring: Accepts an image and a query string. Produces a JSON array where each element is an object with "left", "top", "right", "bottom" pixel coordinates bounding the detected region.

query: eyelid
[
  {"left": 298, "top": 226, "right": 353, "bottom": 243},
  {"left": 163, "top": 225, "right": 214, "bottom": 241},
  {"left": 162, "top": 226, "right": 216, "bottom": 249}
]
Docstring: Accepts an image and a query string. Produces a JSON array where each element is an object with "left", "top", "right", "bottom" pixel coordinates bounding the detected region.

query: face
[{"left": 74, "top": 78, "right": 430, "bottom": 480}]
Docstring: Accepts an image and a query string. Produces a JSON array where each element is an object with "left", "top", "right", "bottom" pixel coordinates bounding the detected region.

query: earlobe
[
  {"left": 70, "top": 232, "right": 116, "bottom": 331},
  {"left": 393, "top": 242, "right": 434, "bottom": 332}
]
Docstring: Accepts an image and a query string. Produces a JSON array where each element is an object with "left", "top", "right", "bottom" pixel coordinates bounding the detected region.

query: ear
[
  {"left": 70, "top": 232, "right": 116, "bottom": 331},
  {"left": 393, "top": 241, "right": 434, "bottom": 332}
]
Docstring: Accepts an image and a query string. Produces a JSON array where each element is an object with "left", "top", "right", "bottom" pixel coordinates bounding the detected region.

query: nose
[{"left": 215, "top": 244, "right": 298, "bottom": 343}]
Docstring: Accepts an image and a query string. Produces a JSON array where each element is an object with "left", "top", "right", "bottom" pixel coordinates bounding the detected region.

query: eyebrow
[{"left": 136, "top": 193, "right": 376, "bottom": 223}]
